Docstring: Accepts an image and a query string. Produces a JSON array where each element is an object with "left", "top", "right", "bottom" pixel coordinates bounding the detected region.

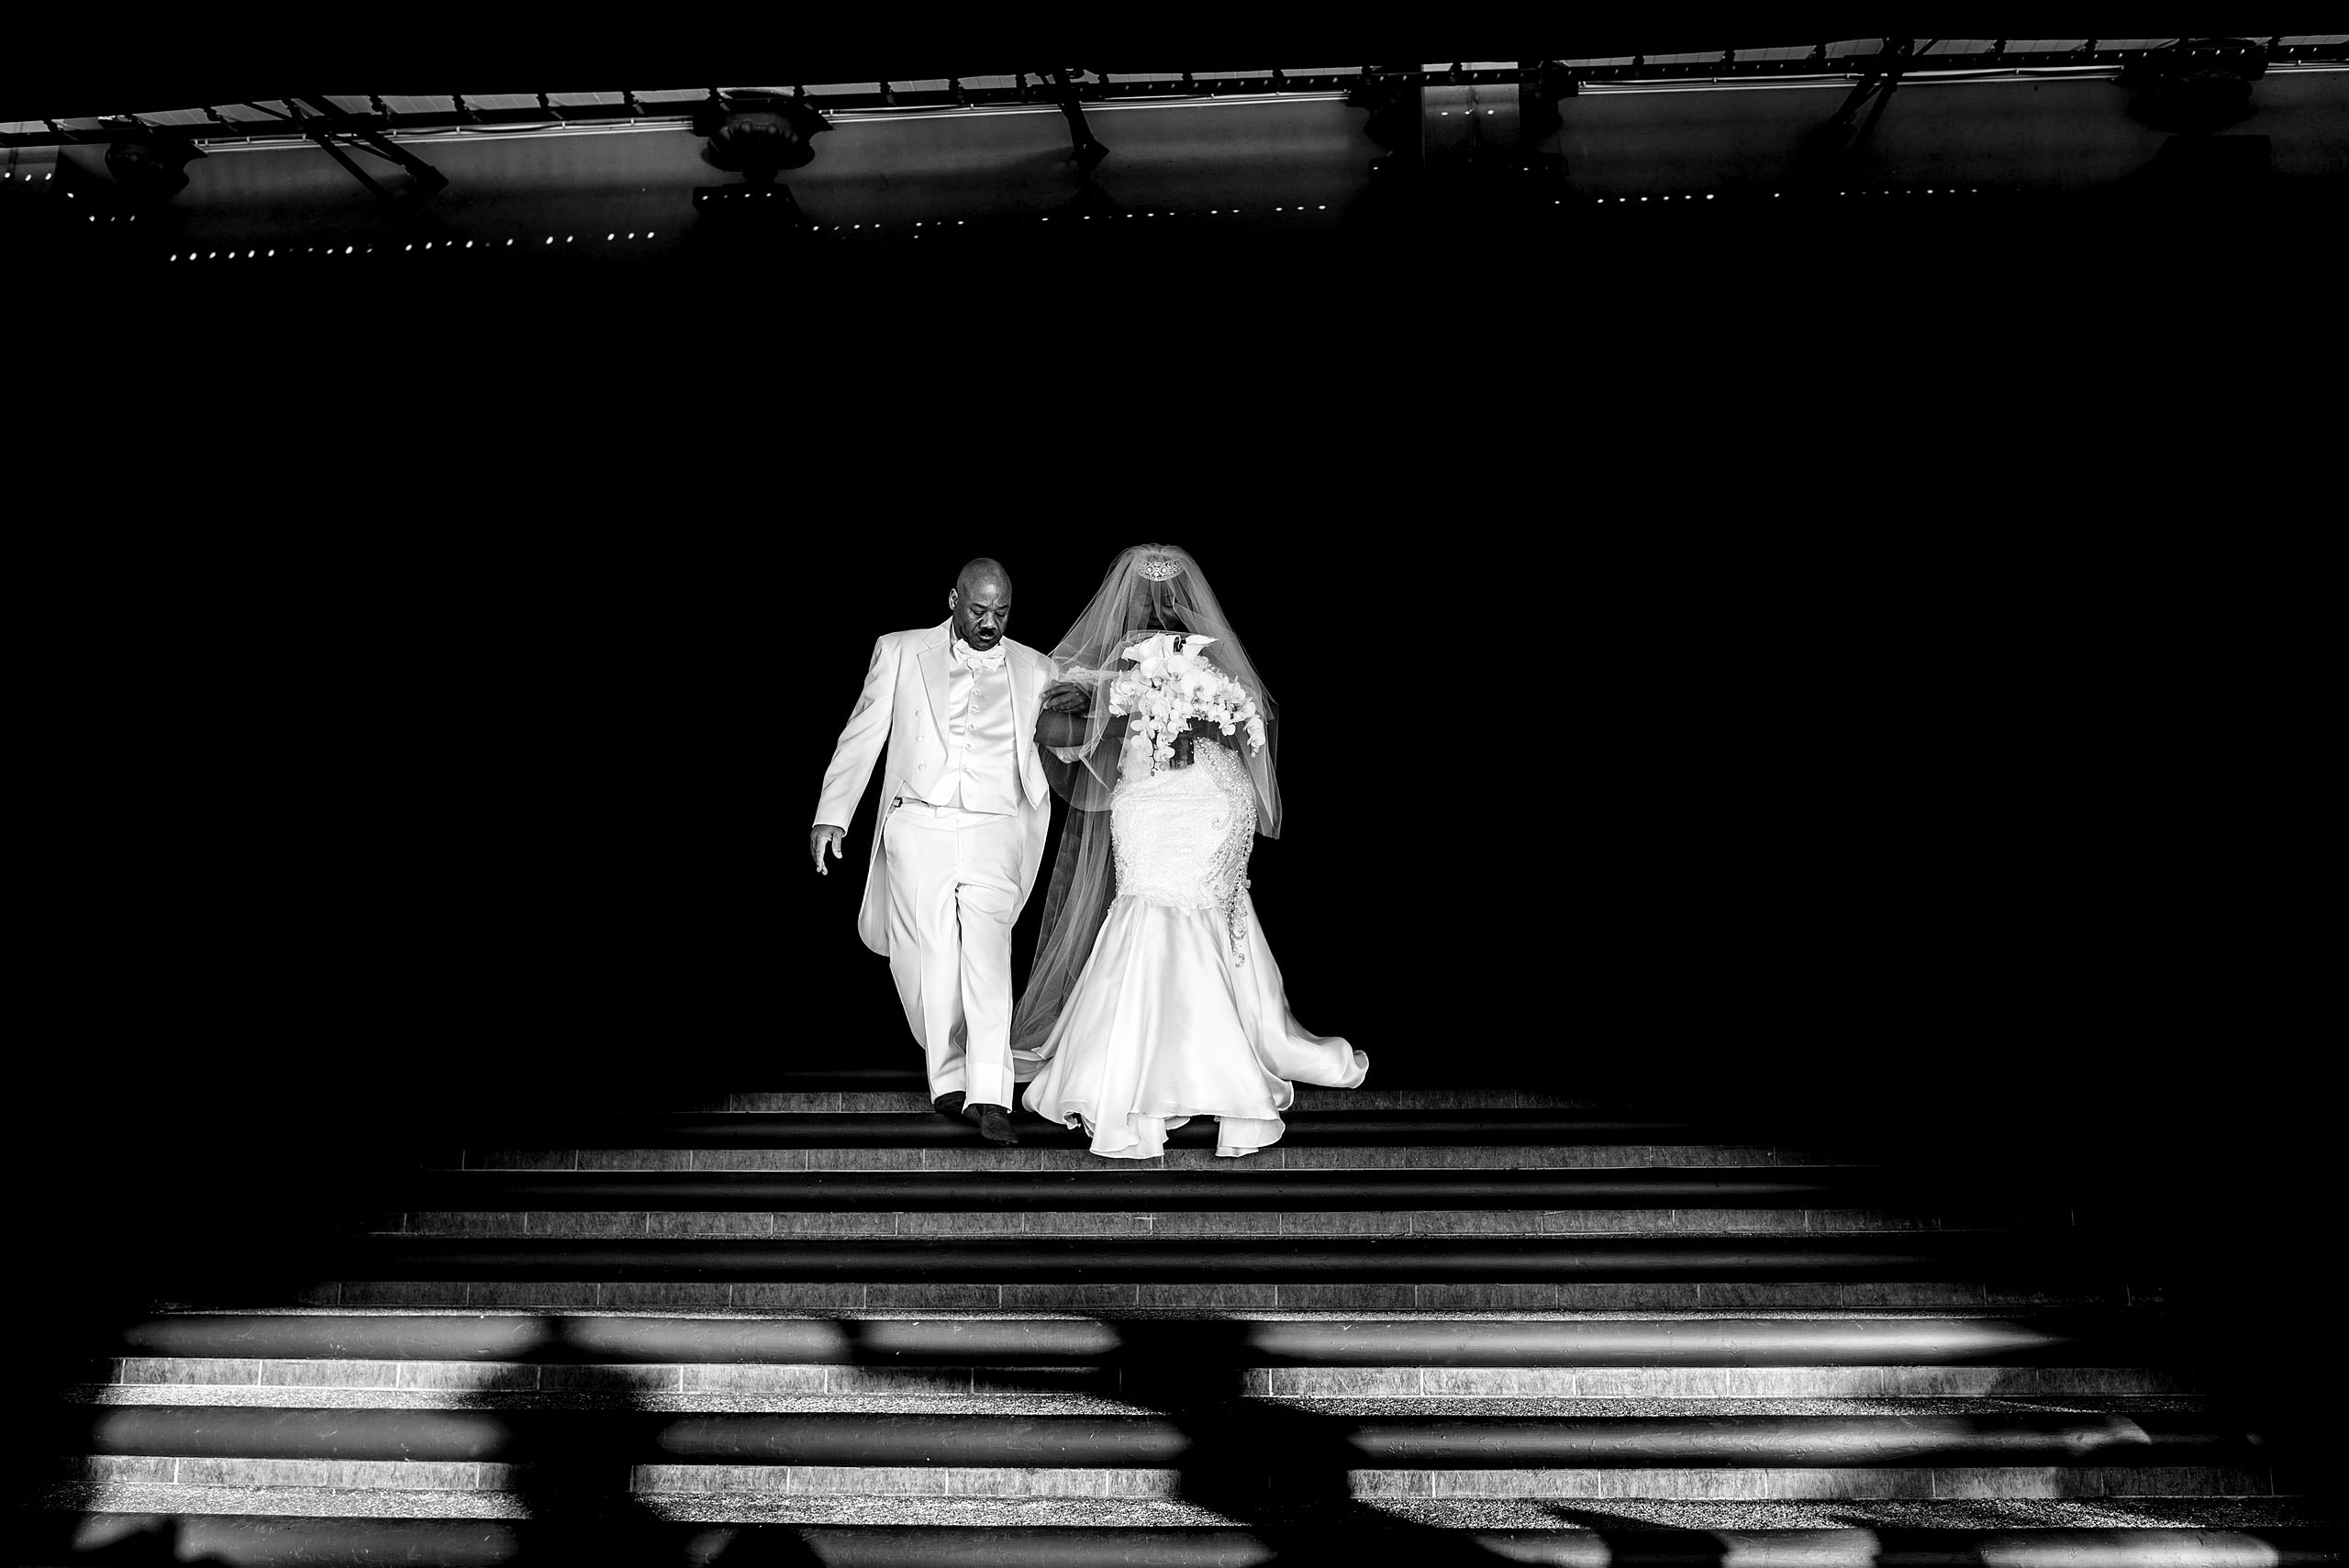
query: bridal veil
[{"left": 1011, "top": 544, "right": 1283, "bottom": 1065}]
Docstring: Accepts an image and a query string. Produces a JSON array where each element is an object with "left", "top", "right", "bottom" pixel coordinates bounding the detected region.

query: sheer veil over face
[
  {"left": 1040, "top": 544, "right": 1280, "bottom": 831},
  {"left": 1012, "top": 544, "right": 1281, "bottom": 1062}
]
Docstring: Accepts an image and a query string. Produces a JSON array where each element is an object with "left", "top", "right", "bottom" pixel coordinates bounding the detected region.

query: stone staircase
[{"left": 18, "top": 1069, "right": 2338, "bottom": 1564}]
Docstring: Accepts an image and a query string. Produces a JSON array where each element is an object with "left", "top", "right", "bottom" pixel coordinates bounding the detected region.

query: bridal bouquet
[{"left": 1107, "top": 632, "right": 1268, "bottom": 774}]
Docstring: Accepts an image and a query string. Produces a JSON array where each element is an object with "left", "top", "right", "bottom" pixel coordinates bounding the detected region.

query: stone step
[
  {"left": 390, "top": 1165, "right": 2014, "bottom": 1215},
  {"left": 442, "top": 1111, "right": 1737, "bottom": 1154},
  {"left": 300, "top": 1280, "right": 2133, "bottom": 1313},
  {"left": 70, "top": 1389, "right": 2213, "bottom": 1416},
  {"left": 500, "top": 1462, "right": 2301, "bottom": 1502},
  {"left": 332, "top": 1229, "right": 2128, "bottom": 1284},
  {"left": 51, "top": 1401, "right": 2263, "bottom": 1473},
  {"left": 441, "top": 1143, "right": 1830, "bottom": 1173},
  {"left": 28, "top": 1503, "right": 2346, "bottom": 1566},
  {"left": 695, "top": 1088, "right": 1603, "bottom": 1114},
  {"left": 56, "top": 1453, "right": 2280, "bottom": 1503},
  {"left": 701, "top": 1065, "right": 1556, "bottom": 1095},
  {"left": 109, "top": 1310, "right": 2173, "bottom": 1367},
  {"left": 377, "top": 1207, "right": 2010, "bottom": 1240},
  {"left": 98, "top": 1359, "right": 2198, "bottom": 1398}
]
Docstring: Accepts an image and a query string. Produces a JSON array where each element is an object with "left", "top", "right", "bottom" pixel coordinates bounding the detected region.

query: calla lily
[{"left": 1107, "top": 631, "right": 1262, "bottom": 780}]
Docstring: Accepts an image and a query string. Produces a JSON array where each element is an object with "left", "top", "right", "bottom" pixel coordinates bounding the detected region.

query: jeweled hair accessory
[{"left": 1137, "top": 555, "right": 1185, "bottom": 582}]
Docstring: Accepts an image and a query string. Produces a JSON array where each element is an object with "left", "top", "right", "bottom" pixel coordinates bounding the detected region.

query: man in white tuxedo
[{"left": 810, "top": 559, "right": 1085, "bottom": 1143}]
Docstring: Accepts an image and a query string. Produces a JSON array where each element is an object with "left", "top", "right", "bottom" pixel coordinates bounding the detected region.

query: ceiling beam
[{"left": 8, "top": 11, "right": 2342, "bottom": 123}]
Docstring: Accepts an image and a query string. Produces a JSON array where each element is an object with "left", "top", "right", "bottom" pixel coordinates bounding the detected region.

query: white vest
[{"left": 915, "top": 651, "right": 1018, "bottom": 815}]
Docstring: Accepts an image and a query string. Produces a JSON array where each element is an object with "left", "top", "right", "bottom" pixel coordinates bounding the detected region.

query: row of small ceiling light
[
  {"left": 166, "top": 234, "right": 657, "bottom": 259},
  {"left": 148, "top": 192, "right": 1994, "bottom": 258},
  {"left": 8, "top": 168, "right": 1986, "bottom": 203}
]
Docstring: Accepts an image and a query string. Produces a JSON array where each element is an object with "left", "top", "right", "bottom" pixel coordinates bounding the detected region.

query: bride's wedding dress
[{"left": 1019, "top": 737, "right": 1367, "bottom": 1159}]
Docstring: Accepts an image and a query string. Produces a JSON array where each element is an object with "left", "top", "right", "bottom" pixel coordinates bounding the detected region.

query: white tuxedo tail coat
[{"left": 814, "top": 620, "right": 1054, "bottom": 954}]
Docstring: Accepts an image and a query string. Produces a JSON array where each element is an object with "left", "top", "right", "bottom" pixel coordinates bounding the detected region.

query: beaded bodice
[{"left": 1110, "top": 739, "right": 1258, "bottom": 957}]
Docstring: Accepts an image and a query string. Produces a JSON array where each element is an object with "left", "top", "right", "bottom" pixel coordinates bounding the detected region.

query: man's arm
[
  {"left": 1035, "top": 676, "right": 1110, "bottom": 757},
  {"left": 1040, "top": 679, "right": 1091, "bottom": 713},
  {"left": 811, "top": 637, "right": 896, "bottom": 874},
  {"left": 1034, "top": 706, "right": 1095, "bottom": 749}
]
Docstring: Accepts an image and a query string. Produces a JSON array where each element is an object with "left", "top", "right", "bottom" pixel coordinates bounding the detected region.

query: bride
[{"left": 1012, "top": 544, "right": 1365, "bottom": 1159}]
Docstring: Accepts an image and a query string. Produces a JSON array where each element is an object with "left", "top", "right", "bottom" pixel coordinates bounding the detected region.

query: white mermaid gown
[{"left": 1019, "top": 740, "right": 1367, "bottom": 1158}]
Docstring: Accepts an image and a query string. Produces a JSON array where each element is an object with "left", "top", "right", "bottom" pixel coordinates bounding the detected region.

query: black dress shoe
[
  {"left": 962, "top": 1103, "right": 1019, "bottom": 1144},
  {"left": 932, "top": 1092, "right": 966, "bottom": 1119}
]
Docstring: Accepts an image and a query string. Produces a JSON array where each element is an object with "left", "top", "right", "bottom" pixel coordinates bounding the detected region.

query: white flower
[
  {"left": 1109, "top": 633, "right": 1265, "bottom": 777},
  {"left": 1119, "top": 632, "right": 1171, "bottom": 665}
]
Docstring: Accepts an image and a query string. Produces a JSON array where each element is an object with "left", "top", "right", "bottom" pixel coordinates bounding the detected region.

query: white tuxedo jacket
[{"left": 814, "top": 619, "right": 1056, "bottom": 954}]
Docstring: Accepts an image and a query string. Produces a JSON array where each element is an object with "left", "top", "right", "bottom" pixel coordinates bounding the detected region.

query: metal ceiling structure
[
  {"left": 9, "top": 40, "right": 2349, "bottom": 151},
  {"left": 6, "top": 9, "right": 2347, "bottom": 128},
  {"left": 7, "top": 17, "right": 2339, "bottom": 303}
]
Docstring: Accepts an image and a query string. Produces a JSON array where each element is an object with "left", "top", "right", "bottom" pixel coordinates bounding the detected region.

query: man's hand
[
  {"left": 1040, "top": 680, "right": 1091, "bottom": 714},
  {"left": 810, "top": 825, "right": 846, "bottom": 874}
]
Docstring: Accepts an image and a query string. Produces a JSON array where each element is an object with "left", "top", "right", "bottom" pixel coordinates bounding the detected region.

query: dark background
[
  {"left": 56, "top": 524, "right": 2204, "bottom": 1090},
  {"left": 21, "top": 473, "right": 2335, "bottom": 1506},
  {"left": 42, "top": 517, "right": 2310, "bottom": 1188},
  {"left": 17, "top": 39, "right": 2333, "bottom": 1488}
]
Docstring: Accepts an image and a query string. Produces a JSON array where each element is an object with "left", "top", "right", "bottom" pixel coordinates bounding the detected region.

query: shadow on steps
[{"left": 1102, "top": 1314, "right": 1514, "bottom": 1564}]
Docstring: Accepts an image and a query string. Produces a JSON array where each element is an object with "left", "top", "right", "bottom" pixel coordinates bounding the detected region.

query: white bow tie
[{"left": 952, "top": 639, "right": 1007, "bottom": 672}]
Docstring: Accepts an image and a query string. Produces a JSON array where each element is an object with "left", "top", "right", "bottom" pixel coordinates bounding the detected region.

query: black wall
[
  {"left": 52, "top": 521, "right": 2308, "bottom": 1156},
  {"left": 23, "top": 167, "right": 2330, "bottom": 1497}
]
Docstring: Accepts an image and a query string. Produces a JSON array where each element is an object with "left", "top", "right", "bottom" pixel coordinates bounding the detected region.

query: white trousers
[{"left": 880, "top": 800, "right": 1021, "bottom": 1109}]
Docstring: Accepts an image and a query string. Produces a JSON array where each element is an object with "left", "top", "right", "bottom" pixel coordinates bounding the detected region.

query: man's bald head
[
  {"left": 956, "top": 558, "right": 1011, "bottom": 597},
  {"left": 948, "top": 557, "right": 1014, "bottom": 651}
]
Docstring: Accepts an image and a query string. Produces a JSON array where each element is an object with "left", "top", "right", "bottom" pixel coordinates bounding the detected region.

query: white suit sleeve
[{"left": 814, "top": 637, "right": 896, "bottom": 828}]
